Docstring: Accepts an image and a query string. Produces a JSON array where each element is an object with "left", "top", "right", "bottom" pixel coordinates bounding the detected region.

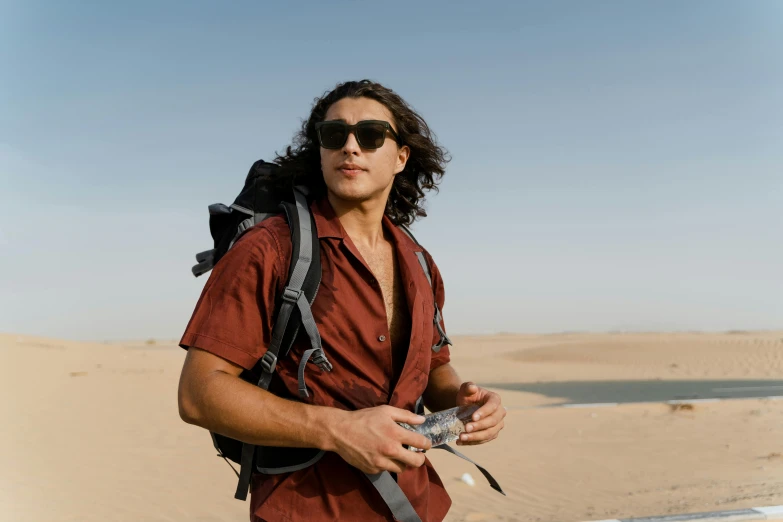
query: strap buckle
[
  {"left": 282, "top": 287, "right": 303, "bottom": 304},
  {"left": 260, "top": 352, "right": 278, "bottom": 374},
  {"left": 311, "top": 350, "right": 333, "bottom": 372}
]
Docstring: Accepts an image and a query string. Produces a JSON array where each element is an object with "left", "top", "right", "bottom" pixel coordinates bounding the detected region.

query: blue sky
[{"left": 1, "top": 1, "right": 781, "bottom": 341}]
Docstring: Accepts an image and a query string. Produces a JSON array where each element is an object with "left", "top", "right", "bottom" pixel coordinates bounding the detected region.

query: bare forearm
[
  {"left": 180, "top": 370, "right": 341, "bottom": 451},
  {"left": 423, "top": 363, "right": 463, "bottom": 412}
]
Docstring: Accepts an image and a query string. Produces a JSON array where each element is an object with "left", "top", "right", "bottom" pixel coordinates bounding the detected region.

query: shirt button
[{"left": 378, "top": 335, "right": 386, "bottom": 342}]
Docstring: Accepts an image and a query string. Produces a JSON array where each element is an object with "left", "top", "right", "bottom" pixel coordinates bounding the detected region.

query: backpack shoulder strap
[
  {"left": 397, "top": 225, "right": 453, "bottom": 352},
  {"left": 233, "top": 186, "right": 331, "bottom": 501},
  {"left": 254, "top": 186, "right": 326, "bottom": 391}
]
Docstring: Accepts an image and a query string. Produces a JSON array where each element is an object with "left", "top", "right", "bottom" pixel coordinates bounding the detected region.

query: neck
[{"left": 327, "top": 191, "right": 388, "bottom": 250}]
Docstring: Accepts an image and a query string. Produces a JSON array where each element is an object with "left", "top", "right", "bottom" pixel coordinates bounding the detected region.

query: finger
[
  {"left": 463, "top": 420, "right": 503, "bottom": 443},
  {"left": 470, "top": 391, "right": 502, "bottom": 422},
  {"left": 387, "top": 406, "right": 426, "bottom": 426},
  {"left": 458, "top": 419, "right": 504, "bottom": 445},
  {"left": 458, "top": 381, "right": 480, "bottom": 398},
  {"left": 376, "top": 458, "right": 407, "bottom": 475},
  {"left": 462, "top": 411, "right": 505, "bottom": 441},
  {"left": 395, "top": 425, "right": 432, "bottom": 451},
  {"left": 465, "top": 404, "right": 506, "bottom": 433},
  {"left": 390, "top": 445, "right": 427, "bottom": 469},
  {"left": 389, "top": 459, "right": 411, "bottom": 474}
]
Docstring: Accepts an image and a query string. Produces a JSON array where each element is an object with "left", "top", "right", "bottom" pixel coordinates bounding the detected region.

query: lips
[
  {"left": 338, "top": 164, "right": 366, "bottom": 176},
  {"left": 338, "top": 164, "right": 365, "bottom": 171}
]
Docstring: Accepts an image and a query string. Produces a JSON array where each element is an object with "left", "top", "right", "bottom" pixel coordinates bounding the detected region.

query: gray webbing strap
[
  {"left": 412, "top": 251, "right": 452, "bottom": 352},
  {"left": 229, "top": 203, "right": 253, "bottom": 215},
  {"left": 413, "top": 251, "right": 433, "bottom": 285},
  {"left": 236, "top": 187, "right": 319, "bottom": 500},
  {"left": 397, "top": 226, "right": 452, "bottom": 351},
  {"left": 431, "top": 306, "right": 452, "bottom": 352},
  {"left": 230, "top": 213, "right": 277, "bottom": 249},
  {"left": 433, "top": 445, "right": 506, "bottom": 496},
  {"left": 229, "top": 218, "right": 254, "bottom": 250},
  {"left": 287, "top": 188, "right": 313, "bottom": 290},
  {"left": 195, "top": 249, "right": 214, "bottom": 264},
  {"left": 192, "top": 249, "right": 216, "bottom": 277},
  {"left": 296, "top": 291, "right": 326, "bottom": 363},
  {"left": 254, "top": 212, "right": 273, "bottom": 224},
  {"left": 366, "top": 471, "right": 422, "bottom": 522},
  {"left": 296, "top": 292, "right": 333, "bottom": 399},
  {"left": 297, "top": 348, "right": 318, "bottom": 398},
  {"left": 291, "top": 187, "right": 332, "bottom": 399},
  {"left": 257, "top": 292, "right": 295, "bottom": 391},
  {"left": 257, "top": 187, "right": 315, "bottom": 390}
]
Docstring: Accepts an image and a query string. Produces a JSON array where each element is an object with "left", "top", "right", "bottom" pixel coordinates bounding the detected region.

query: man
[{"left": 178, "top": 79, "right": 505, "bottom": 521}]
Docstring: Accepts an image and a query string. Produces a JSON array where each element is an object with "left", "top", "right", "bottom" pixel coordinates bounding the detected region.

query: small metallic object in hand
[{"left": 398, "top": 405, "right": 480, "bottom": 452}]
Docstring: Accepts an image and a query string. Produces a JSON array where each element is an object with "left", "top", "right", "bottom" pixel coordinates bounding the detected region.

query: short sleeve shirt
[{"left": 180, "top": 196, "right": 452, "bottom": 522}]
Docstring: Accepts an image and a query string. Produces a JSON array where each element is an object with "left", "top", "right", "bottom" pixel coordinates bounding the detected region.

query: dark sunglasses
[{"left": 314, "top": 120, "right": 402, "bottom": 150}]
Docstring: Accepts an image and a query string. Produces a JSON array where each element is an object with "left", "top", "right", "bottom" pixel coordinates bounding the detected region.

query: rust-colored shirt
[{"left": 180, "top": 196, "right": 452, "bottom": 521}]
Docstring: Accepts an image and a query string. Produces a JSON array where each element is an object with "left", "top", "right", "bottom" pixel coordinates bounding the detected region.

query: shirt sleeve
[
  {"left": 424, "top": 251, "right": 452, "bottom": 372},
  {"left": 179, "top": 226, "right": 283, "bottom": 370}
]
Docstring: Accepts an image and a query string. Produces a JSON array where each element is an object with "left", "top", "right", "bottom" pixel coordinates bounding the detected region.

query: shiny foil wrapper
[{"left": 398, "top": 405, "right": 479, "bottom": 452}]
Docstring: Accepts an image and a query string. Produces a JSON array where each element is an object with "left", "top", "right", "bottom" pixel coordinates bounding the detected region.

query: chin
[
  {"left": 325, "top": 175, "right": 381, "bottom": 203},
  {"left": 329, "top": 186, "right": 373, "bottom": 203}
]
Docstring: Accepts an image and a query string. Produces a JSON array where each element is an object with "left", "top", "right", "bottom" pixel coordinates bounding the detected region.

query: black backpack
[{"left": 190, "top": 159, "right": 503, "bottom": 522}]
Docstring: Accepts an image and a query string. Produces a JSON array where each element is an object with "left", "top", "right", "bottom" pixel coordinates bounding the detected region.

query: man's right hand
[{"left": 327, "top": 406, "right": 432, "bottom": 475}]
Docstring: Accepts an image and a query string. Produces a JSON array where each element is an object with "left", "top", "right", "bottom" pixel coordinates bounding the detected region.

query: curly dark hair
[{"left": 272, "top": 79, "right": 450, "bottom": 226}]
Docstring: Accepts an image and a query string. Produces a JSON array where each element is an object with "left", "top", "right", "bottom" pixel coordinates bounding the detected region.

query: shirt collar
[
  {"left": 310, "top": 196, "right": 423, "bottom": 253},
  {"left": 310, "top": 196, "right": 344, "bottom": 239}
]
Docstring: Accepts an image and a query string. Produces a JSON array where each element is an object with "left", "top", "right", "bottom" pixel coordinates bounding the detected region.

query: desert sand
[{"left": 1, "top": 331, "right": 782, "bottom": 521}]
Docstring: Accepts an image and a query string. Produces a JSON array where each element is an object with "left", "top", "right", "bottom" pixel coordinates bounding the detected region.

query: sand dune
[
  {"left": 1, "top": 331, "right": 781, "bottom": 521},
  {"left": 451, "top": 332, "right": 783, "bottom": 386}
]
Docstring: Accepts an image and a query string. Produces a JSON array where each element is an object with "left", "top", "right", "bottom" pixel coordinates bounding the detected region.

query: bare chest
[{"left": 356, "top": 242, "right": 411, "bottom": 346}]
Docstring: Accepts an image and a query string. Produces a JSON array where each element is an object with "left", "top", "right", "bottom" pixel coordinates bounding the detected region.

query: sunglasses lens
[
  {"left": 319, "top": 123, "right": 348, "bottom": 149},
  {"left": 356, "top": 123, "right": 387, "bottom": 149}
]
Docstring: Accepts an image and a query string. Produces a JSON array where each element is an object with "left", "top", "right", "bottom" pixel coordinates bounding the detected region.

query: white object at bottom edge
[{"left": 460, "top": 473, "right": 475, "bottom": 486}]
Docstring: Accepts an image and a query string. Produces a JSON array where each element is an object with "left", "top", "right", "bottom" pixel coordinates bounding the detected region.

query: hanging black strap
[
  {"left": 234, "top": 441, "right": 258, "bottom": 500},
  {"left": 433, "top": 444, "right": 506, "bottom": 496}
]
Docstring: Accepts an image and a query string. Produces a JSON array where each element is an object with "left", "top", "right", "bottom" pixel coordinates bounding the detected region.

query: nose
[{"left": 342, "top": 130, "right": 361, "bottom": 154}]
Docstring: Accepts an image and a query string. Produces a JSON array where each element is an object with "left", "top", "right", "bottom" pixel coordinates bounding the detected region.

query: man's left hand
[{"left": 454, "top": 382, "right": 505, "bottom": 446}]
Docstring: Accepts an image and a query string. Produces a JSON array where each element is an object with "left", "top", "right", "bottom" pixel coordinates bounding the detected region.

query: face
[{"left": 319, "top": 97, "right": 410, "bottom": 206}]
